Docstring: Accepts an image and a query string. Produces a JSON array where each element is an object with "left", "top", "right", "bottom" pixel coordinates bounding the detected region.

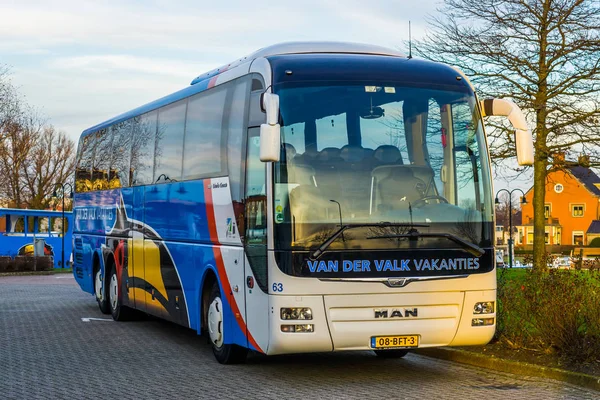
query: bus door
[
  {"left": 129, "top": 185, "right": 146, "bottom": 313},
  {"left": 242, "top": 127, "right": 270, "bottom": 352}
]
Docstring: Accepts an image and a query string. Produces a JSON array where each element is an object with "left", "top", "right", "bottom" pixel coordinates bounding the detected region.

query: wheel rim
[
  {"left": 208, "top": 297, "right": 224, "bottom": 348},
  {"left": 109, "top": 273, "right": 118, "bottom": 311},
  {"left": 95, "top": 270, "right": 103, "bottom": 301}
]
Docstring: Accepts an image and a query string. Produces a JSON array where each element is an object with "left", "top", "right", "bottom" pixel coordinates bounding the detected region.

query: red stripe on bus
[
  {"left": 204, "top": 179, "right": 264, "bottom": 354},
  {"left": 207, "top": 75, "right": 219, "bottom": 88},
  {"left": 203, "top": 181, "right": 220, "bottom": 245},
  {"left": 212, "top": 247, "right": 264, "bottom": 354}
]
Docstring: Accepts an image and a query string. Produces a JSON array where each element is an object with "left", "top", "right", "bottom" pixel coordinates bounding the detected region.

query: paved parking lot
[{"left": 0, "top": 274, "right": 598, "bottom": 399}]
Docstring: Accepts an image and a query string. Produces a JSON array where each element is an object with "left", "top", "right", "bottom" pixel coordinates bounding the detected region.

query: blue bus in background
[
  {"left": 0, "top": 208, "right": 72, "bottom": 269},
  {"left": 73, "top": 42, "right": 533, "bottom": 364}
]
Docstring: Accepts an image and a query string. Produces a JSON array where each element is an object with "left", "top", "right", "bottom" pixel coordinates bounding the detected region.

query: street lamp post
[
  {"left": 53, "top": 183, "right": 73, "bottom": 268},
  {"left": 495, "top": 188, "right": 526, "bottom": 268}
]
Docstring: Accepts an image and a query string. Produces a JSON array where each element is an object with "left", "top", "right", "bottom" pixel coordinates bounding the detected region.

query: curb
[
  {"left": 415, "top": 347, "right": 600, "bottom": 392},
  {"left": 0, "top": 269, "right": 72, "bottom": 277}
]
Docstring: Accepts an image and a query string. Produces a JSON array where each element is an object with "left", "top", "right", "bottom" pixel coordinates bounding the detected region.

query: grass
[{"left": 496, "top": 267, "right": 600, "bottom": 363}]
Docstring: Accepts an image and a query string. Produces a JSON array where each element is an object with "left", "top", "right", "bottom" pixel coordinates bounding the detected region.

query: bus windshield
[{"left": 273, "top": 82, "right": 493, "bottom": 252}]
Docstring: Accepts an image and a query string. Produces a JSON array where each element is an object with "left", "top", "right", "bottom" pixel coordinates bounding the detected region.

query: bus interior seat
[
  {"left": 314, "top": 147, "right": 343, "bottom": 199},
  {"left": 372, "top": 145, "right": 403, "bottom": 166},
  {"left": 340, "top": 145, "right": 372, "bottom": 212},
  {"left": 370, "top": 165, "right": 426, "bottom": 212},
  {"left": 288, "top": 184, "right": 332, "bottom": 241}
]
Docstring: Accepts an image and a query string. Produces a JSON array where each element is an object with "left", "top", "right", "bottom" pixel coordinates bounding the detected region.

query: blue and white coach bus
[{"left": 73, "top": 42, "right": 533, "bottom": 363}]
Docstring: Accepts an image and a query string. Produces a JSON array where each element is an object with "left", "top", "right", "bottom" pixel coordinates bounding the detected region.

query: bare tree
[
  {"left": 0, "top": 66, "right": 76, "bottom": 209},
  {"left": 23, "top": 126, "right": 76, "bottom": 209},
  {"left": 415, "top": 0, "right": 600, "bottom": 269},
  {"left": 0, "top": 115, "right": 41, "bottom": 207}
]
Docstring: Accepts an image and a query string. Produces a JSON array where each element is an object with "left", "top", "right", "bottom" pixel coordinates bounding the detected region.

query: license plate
[{"left": 371, "top": 335, "right": 419, "bottom": 349}]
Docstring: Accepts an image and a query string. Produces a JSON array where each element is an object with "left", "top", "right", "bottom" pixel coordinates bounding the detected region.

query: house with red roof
[{"left": 517, "top": 166, "right": 600, "bottom": 247}]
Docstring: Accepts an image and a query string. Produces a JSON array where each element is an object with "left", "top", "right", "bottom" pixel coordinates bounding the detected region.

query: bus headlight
[
  {"left": 281, "top": 324, "right": 314, "bottom": 333},
  {"left": 280, "top": 308, "right": 313, "bottom": 320},
  {"left": 472, "top": 318, "right": 494, "bottom": 326},
  {"left": 473, "top": 302, "right": 494, "bottom": 314}
]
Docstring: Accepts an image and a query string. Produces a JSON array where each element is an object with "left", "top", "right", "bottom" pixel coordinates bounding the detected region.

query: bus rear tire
[
  {"left": 108, "top": 262, "right": 134, "bottom": 321},
  {"left": 94, "top": 266, "right": 110, "bottom": 314},
  {"left": 207, "top": 283, "right": 248, "bottom": 364},
  {"left": 374, "top": 349, "right": 409, "bottom": 358}
]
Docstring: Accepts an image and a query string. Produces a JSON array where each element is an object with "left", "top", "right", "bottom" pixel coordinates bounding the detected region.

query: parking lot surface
[{"left": 0, "top": 274, "right": 598, "bottom": 399}]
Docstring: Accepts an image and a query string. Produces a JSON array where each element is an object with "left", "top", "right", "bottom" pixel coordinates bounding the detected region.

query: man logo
[{"left": 374, "top": 308, "right": 418, "bottom": 318}]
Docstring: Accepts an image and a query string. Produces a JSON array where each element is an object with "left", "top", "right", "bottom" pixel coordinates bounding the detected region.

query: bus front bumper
[{"left": 266, "top": 290, "right": 496, "bottom": 355}]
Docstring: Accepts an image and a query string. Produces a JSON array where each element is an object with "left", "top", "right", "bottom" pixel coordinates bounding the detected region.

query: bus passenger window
[
  {"left": 130, "top": 112, "right": 157, "bottom": 186},
  {"left": 155, "top": 100, "right": 187, "bottom": 183},
  {"left": 109, "top": 120, "right": 133, "bottom": 188},
  {"left": 183, "top": 86, "right": 227, "bottom": 180},
  {"left": 75, "top": 134, "right": 95, "bottom": 193},
  {"left": 92, "top": 129, "right": 113, "bottom": 191}
]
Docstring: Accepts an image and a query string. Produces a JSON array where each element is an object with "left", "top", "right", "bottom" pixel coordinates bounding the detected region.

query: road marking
[
  {"left": 81, "top": 317, "right": 113, "bottom": 322},
  {"left": 55, "top": 275, "right": 73, "bottom": 279}
]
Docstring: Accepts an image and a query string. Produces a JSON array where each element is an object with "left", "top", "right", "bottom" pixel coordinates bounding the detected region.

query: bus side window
[
  {"left": 155, "top": 99, "right": 187, "bottom": 183},
  {"left": 75, "top": 134, "right": 95, "bottom": 193},
  {"left": 131, "top": 112, "right": 157, "bottom": 186},
  {"left": 183, "top": 85, "right": 228, "bottom": 180},
  {"left": 245, "top": 128, "right": 267, "bottom": 291},
  {"left": 92, "top": 129, "right": 113, "bottom": 191},
  {"left": 227, "top": 77, "right": 250, "bottom": 238},
  {"left": 248, "top": 93, "right": 266, "bottom": 128},
  {"left": 109, "top": 120, "right": 133, "bottom": 188}
]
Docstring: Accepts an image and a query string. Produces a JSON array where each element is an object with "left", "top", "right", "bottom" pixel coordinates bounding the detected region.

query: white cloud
[
  {"left": 1, "top": 0, "right": 441, "bottom": 143},
  {"left": 49, "top": 54, "right": 214, "bottom": 79}
]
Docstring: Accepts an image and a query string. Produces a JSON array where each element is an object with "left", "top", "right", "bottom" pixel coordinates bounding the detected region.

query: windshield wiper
[
  {"left": 309, "top": 223, "right": 429, "bottom": 260},
  {"left": 367, "top": 229, "right": 484, "bottom": 257}
]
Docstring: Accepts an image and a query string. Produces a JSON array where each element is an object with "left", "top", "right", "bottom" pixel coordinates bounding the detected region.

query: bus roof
[
  {"left": 189, "top": 41, "right": 405, "bottom": 85},
  {"left": 79, "top": 42, "right": 406, "bottom": 139}
]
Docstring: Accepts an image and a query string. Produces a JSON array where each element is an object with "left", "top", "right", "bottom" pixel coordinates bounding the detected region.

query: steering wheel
[{"left": 413, "top": 195, "right": 449, "bottom": 208}]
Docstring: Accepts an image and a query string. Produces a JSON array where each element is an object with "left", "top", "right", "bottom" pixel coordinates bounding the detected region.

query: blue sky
[
  {"left": 1, "top": 0, "right": 534, "bottom": 191},
  {"left": 1, "top": 0, "right": 436, "bottom": 140}
]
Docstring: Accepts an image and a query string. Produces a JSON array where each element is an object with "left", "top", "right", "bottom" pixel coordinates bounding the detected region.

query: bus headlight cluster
[
  {"left": 473, "top": 302, "right": 494, "bottom": 314},
  {"left": 280, "top": 307, "right": 312, "bottom": 320},
  {"left": 472, "top": 318, "right": 494, "bottom": 327},
  {"left": 281, "top": 324, "right": 314, "bottom": 333}
]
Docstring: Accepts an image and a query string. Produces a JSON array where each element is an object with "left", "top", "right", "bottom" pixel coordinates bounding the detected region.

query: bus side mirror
[
  {"left": 260, "top": 92, "right": 281, "bottom": 162},
  {"left": 480, "top": 98, "right": 534, "bottom": 166}
]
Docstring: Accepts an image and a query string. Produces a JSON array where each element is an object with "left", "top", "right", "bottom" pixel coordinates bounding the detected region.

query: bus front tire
[
  {"left": 108, "top": 263, "right": 134, "bottom": 321},
  {"left": 207, "top": 283, "right": 248, "bottom": 364},
  {"left": 94, "top": 267, "right": 110, "bottom": 314},
  {"left": 374, "top": 349, "right": 409, "bottom": 358}
]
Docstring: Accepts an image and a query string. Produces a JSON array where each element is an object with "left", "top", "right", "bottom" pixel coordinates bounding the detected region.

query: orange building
[{"left": 517, "top": 166, "right": 600, "bottom": 247}]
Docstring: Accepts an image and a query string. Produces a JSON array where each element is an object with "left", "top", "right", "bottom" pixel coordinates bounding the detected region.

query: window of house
[
  {"left": 555, "top": 227, "right": 562, "bottom": 245},
  {"left": 573, "top": 231, "right": 584, "bottom": 246},
  {"left": 527, "top": 231, "right": 533, "bottom": 244},
  {"left": 544, "top": 204, "right": 551, "bottom": 219},
  {"left": 572, "top": 204, "right": 584, "bottom": 217}
]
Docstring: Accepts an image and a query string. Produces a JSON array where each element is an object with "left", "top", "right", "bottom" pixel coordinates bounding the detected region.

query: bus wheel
[
  {"left": 109, "top": 263, "right": 133, "bottom": 321},
  {"left": 374, "top": 350, "right": 409, "bottom": 358},
  {"left": 207, "top": 283, "right": 248, "bottom": 364},
  {"left": 94, "top": 267, "right": 110, "bottom": 314}
]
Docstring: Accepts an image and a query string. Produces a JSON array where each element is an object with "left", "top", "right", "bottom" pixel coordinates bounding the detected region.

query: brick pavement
[{"left": 0, "top": 275, "right": 598, "bottom": 399}]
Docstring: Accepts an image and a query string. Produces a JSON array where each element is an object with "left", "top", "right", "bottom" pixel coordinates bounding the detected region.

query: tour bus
[{"left": 72, "top": 42, "right": 534, "bottom": 364}]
